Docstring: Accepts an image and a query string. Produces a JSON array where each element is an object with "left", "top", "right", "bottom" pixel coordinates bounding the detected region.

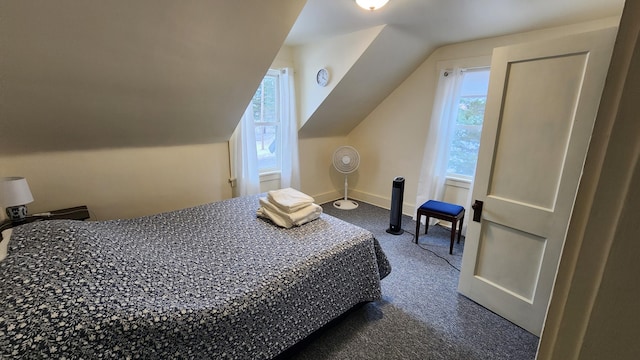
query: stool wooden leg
[
  {"left": 458, "top": 215, "right": 464, "bottom": 243},
  {"left": 415, "top": 214, "right": 421, "bottom": 244},
  {"left": 424, "top": 216, "right": 430, "bottom": 235},
  {"left": 450, "top": 220, "right": 456, "bottom": 255}
]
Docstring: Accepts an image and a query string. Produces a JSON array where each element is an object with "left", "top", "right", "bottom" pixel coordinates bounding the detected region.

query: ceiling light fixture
[{"left": 356, "top": 0, "right": 389, "bottom": 11}]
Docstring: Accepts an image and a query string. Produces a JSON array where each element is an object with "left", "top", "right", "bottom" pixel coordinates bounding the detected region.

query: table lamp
[{"left": 0, "top": 177, "right": 34, "bottom": 221}]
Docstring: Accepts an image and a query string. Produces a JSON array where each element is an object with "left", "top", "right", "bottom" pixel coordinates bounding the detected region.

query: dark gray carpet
[{"left": 281, "top": 201, "right": 539, "bottom": 360}]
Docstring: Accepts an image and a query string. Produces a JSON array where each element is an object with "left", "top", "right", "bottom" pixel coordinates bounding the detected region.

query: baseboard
[
  {"left": 312, "top": 190, "right": 342, "bottom": 205},
  {"left": 311, "top": 189, "right": 416, "bottom": 218},
  {"left": 348, "top": 189, "right": 416, "bottom": 217}
]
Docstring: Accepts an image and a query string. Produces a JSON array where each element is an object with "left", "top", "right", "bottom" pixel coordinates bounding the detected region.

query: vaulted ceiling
[
  {"left": 0, "top": 0, "right": 625, "bottom": 155},
  {"left": 293, "top": 0, "right": 624, "bottom": 138},
  {"left": 0, "top": 0, "right": 305, "bottom": 154}
]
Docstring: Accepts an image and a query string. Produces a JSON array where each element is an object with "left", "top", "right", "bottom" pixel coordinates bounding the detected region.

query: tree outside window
[
  {"left": 446, "top": 69, "right": 490, "bottom": 178},
  {"left": 250, "top": 69, "right": 281, "bottom": 173}
]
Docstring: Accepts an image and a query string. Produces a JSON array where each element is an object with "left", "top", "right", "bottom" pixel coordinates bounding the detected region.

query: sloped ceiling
[
  {"left": 0, "top": 0, "right": 305, "bottom": 155},
  {"left": 290, "top": 0, "right": 625, "bottom": 138},
  {"left": 298, "top": 25, "right": 426, "bottom": 138},
  {"left": 0, "top": 0, "right": 625, "bottom": 154}
]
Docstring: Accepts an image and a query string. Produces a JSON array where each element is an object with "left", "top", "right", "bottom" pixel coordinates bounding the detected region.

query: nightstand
[
  {"left": 0, "top": 206, "right": 90, "bottom": 236},
  {"left": 35, "top": 206, "right": 90, "bottom": 221}
]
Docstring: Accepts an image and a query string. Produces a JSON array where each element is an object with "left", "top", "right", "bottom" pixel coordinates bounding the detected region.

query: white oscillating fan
[{"left": 332, "top": 146, "right": 360, "bottom": 210}]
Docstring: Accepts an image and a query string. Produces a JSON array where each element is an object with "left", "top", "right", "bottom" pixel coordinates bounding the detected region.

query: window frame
[
  {"left": 252, "top": 68, "right": 282, "bottom": 174},
  {"left": 445, "top": 66, "right": 491, "bottom": 181}
]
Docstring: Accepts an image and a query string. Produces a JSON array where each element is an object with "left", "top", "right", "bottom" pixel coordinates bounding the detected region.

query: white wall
[
  {"left": 294, "top": 26, "right": 384, "bottom": 127},
  {"left": 264, "top": 44, "right": 362, "bottom": 203},
  {"left": 0, "top": 143, "right": 231, "bottom": 220},
  {"left": 257, "top": 136, "right": 351, "bottom": 202},
  {"left": 1, "top": 18, "right": 621, "bottom": 222},
  {"left": 0, "top": 46, "right": 345, "bottom": 222},
  {"left": 298, "top": 136, "right": 348, "bottom": 204},
  {"left": 346, "top": 17, "right": 620, "bottom": 216}
]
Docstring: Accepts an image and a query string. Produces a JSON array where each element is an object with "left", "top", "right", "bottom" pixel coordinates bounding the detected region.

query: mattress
[{"left": 0, "top": 195, "right": 390, "bottom": 359}]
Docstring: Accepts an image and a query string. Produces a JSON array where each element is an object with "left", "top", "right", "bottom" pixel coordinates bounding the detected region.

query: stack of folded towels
[{"left": 257, "top": 187, "right": 323, "bottom": 228}]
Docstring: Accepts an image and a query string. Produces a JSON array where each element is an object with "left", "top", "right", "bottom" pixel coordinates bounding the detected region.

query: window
[
  {"left": 446, "top": 68, "right": 490, "bottom": 179},
  {"left": 230, "top": 67, "right": 298, "bottom": 195},
  {"left": 250, "top": 69, "right": 281, "bottom": 173}
]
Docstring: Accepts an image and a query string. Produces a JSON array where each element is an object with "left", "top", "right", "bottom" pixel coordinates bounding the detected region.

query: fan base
[
  {"left": 386, "top": 228, "right": 405, "bottom": 235},
  {"left": 333, "top": 199, "right": 359, "bottom": 210}
]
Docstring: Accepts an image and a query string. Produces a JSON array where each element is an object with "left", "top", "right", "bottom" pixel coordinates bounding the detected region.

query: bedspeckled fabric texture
[{"left": 0, "top": 195, "right": 390, "bottom": 359}]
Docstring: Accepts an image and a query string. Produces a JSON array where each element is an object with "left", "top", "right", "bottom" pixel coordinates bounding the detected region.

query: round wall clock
[{"left": 316, "top": 68, "right": 329, "bottom": 87}]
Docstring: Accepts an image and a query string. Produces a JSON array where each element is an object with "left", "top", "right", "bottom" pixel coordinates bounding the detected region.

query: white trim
[
  {"left": 445, "top": 176, "right": 472, "bottom": 189},
  {"left": 311, "top": 190, "right": 342, "bottom": 205},
  {"left": 437, "top": 55, "right": 492, "bottom": 71},
  {"left": 259, "top": 171, "right": 281, "bottom": 183},
  {"left": 348, "top": 188, "right": 416, "bottom": 217},
  {"left": 311, "top": 188, "right": 415, "bottom": 217},
  {"left": 537, "top": 20, "right": 633, "bottom": 360}
]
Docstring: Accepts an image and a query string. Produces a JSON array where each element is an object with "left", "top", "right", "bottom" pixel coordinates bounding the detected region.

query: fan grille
[{"left": 333, "top": 146, "right": 360, "bottom": 174}]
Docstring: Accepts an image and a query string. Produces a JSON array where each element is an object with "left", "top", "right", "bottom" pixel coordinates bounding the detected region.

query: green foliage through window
[
  {"left": 446, "top": 69, "right": 490, "bottom": 178},
  {"left": 250, "top": 70, "right": 281, "bottom": 172}
]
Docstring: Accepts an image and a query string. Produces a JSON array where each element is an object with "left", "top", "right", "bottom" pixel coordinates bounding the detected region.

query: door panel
[
  {"left": 490, "top": 53, "right": 586, "bottom": 210},
  {"left": 476, "top": 221, "right": 546, "bottom": 302},
  {"left": 458, "top": 28, "right": 616, "bottom": 336}
]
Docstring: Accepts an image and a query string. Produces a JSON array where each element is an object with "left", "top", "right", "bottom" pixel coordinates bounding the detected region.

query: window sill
[
  {"left": 260, "top": 171, "right": 281, "bottom": 182},
  {"left": 445, "top": 176, "right": 472, "bottom": 190}
]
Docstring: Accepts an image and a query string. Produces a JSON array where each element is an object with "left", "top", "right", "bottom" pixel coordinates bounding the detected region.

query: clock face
[{"left": 316, "top": 68, "right": 329, "bottom": 87}]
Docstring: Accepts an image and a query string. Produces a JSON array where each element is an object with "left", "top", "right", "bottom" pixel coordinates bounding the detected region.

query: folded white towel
[
  {"left": 267, "top": 188, "right": 315, "bottom": 213},
  {"left": 257, "top": 197, "right": 322, "bottom": 228},
  {"left": 0, "top": 228, "right": 12, "bottom": 262}
]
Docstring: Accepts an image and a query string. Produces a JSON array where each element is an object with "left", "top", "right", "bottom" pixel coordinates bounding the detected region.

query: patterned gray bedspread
[{"left": 0, "top": 195, "right": 391, "bottom": 359}]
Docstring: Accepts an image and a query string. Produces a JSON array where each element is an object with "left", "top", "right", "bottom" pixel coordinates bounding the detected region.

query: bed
[{"left": 0, "top": 195, "right": 391, "bottom": 359}]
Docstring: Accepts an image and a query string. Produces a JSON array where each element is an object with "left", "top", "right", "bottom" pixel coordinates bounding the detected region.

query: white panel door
[{"left": 458, "top": 28, "right": 616, "bottom": 336}]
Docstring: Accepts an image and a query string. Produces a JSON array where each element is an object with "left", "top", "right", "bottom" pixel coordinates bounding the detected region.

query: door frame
[
  {"left": 537, "top": 3, "right": 638, "bottom": 359},
  {"left": 458, "top": 27, "right": 617, "bottom": 336}
]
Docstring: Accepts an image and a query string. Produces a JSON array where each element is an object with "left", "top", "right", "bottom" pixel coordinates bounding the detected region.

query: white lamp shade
[
  {"left": 356, "top": 0, "right": 389, "bottom": 10},
  {"left": 0, "top": 177, "right": 34, "bottom": 207}
]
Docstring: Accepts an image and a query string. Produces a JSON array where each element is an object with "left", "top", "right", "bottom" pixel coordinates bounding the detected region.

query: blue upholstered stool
[{"left": 415, "top": 200, "right": 465, "bottom": 254}]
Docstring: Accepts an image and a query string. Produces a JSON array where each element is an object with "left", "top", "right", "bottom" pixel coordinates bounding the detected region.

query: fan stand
[{"left": 333, "top": 174, "right": 358, "bottom": 210}]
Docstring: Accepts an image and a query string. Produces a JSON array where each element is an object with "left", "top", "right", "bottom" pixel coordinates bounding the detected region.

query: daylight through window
[
  {"left": 250, "top": 69, "right": 281, "bottom": 173},
  {"left": 446, "top": 68, "right": 490, "bottom": 179}
]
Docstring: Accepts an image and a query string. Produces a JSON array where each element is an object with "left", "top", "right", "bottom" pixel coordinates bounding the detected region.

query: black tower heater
[{"left": 386, "top": 176, "right": 405, "bottom": 235}]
